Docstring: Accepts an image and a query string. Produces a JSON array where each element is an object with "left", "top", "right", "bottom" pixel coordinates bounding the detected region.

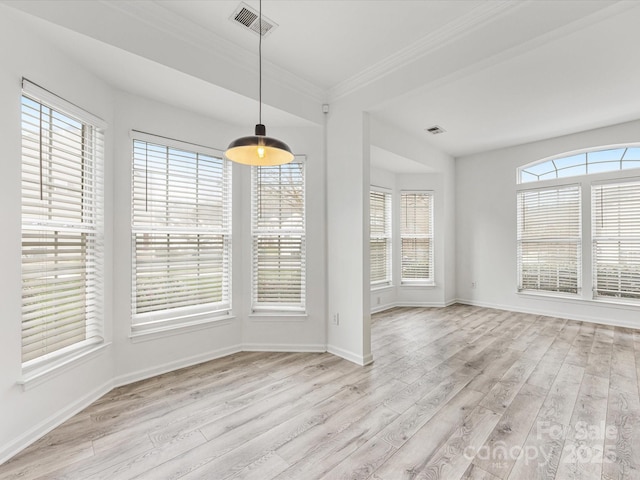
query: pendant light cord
[{"left": 259, "top": 0, "right": 262, "bottom": 125}]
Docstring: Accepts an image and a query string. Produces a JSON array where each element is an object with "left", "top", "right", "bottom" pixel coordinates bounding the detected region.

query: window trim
[
  {"left": 251, "top": 157, "right": 307, "bottom": 314},
  {"left": 400, "top": 190, "right": 435, "bottom": 286},
  {"left": 516, "top": 184, "right": 582, "bottom": 297},
  {"left": 130, "top": 131, "right": 232, "bottom": 334},
  {"left": 591, "top": 176, "right": 640, "bottom": 304},
  {"left": 516, "top": 144, "right": 640, "bottom": 308},
  {"left": 370, "top": 186, "right": 393, "bottom": 288},
  {"left": 22, "top": 79, "right": 107, "bottom": 130},
  {"left": 20, "top": 79, "right": 106, "bottom": 378},
  {"left": 518, "top": 143, "right": 640, "bottom": 184},
  {"left": 19, "top": 342, "right": 110, "bottom": 391}
]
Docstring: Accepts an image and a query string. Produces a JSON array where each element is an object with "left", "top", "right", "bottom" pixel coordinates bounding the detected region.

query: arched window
[
  {"left": 517, "top": 144, "right": 640, "bottom": 303},
  {"left": 519, "top": 146, "right": 640, "bottom": 183}
]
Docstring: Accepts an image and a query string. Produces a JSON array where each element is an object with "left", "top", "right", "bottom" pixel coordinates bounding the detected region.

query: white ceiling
[
  {"left": 5, "top": 0, "right": 640, "bottom": 162},
  {"left": 155, "top": 0, "right": 486, "bottom": 90},
  {"left": 375, "top": 0, "right": 640, "bottom": 156}
]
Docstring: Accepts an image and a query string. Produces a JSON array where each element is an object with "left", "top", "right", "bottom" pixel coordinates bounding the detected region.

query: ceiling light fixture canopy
[{"left": 225, "top": 0, "right": 293, "bottom": 166}]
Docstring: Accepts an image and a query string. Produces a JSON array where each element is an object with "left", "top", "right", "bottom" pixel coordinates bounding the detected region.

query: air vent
[
  {"left": 230, "top": 3, "right": 277, "bottom": 37},
  {"left": 426, "top": 125, "right": 446, "bottom": 135}
]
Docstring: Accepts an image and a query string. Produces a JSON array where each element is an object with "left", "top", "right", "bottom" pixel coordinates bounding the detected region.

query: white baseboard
[
  {"left": 242, "top": 343, "right": 326, "bottom": 353},
  {"left": 0, "top": 380, "right": 114, "bottom": 465},
  {"left": 361, "top": 352, "right": 374, "bottom": 365},
  {"left": 327, "top": 344, "right": 374, "bottom": 366},
  {"left": 1, "top": 342, "right": 330, "bottom": 464},
  {"left": 371, "top": 300, "right": 453, "bottom": 314},
  {"left": 113, "top": 344, "right": 243, "bottom": 388},
  {"left": 1, "top": 344, "right": 245, "bottom": 464},
  {"left": 370, "top": 302, "right": 397, "bottom": 314},
  {"left": 244, "top": 342, "right": 375, "bottom": 366},
  {"left": 455, "top": 298, "right": 640, "bottom": 330}
]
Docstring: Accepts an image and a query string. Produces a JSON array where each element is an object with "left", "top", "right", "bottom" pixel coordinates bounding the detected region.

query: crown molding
[
  {"left": 99, "top": 0, "right": 326, "bottom": 104},
  {"left": 370, "top": 0, "right": 640, "bottom": 114},
  {"left": 328, "top": 0, "right": 521, "bottom": 102}
]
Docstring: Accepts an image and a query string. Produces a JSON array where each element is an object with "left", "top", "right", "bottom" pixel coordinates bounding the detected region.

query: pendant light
[{"left": 225, "top": 0, "right": 294, "bottom": 166}]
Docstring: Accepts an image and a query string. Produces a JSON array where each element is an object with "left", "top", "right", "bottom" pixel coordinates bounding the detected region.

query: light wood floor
[{"left": 3, "top": 305, "right": 640, "bottom": 479}]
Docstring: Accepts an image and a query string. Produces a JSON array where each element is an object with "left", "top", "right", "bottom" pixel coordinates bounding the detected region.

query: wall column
[{"left": 326, "top": 103, "right": 372, "bottom": 365}]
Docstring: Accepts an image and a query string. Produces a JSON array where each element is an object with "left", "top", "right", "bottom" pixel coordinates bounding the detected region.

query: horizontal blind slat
[
  {"left": 370, "top": 190, "right": 392, "bottom": 285},
  {"left": 517, "top": 186, "right": 581, "bottom": 294},
  {"left": 401, "top": 192, "right": 433, "bottom": 282},
  {"left": 593, "top": 180, "right": 640, "bottom": 300},
  {"left": 21, "top": 92, "right": 104, "bottom": 364},
  {"left": 252, "top": 163, "right": 306, "bottom": 309},
  {"left": 131, "top": 139, "right": 232, "bottom": 318}
]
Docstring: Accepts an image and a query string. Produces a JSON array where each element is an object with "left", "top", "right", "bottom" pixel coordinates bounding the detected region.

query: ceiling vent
[
  {"left": 426, "top": 125, "right": 446, "bottom": 135},
  {"left": 230, "top": 3, "right": 278, "bottom": 37}
]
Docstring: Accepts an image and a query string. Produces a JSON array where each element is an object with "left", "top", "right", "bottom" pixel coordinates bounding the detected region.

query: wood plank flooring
[{"left": 3, "top": 304, "right": 640, "bottom": 479}]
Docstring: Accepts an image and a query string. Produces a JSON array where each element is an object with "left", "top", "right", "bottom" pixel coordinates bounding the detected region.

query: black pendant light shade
[
  {"left": 225, "top": 123, "right": 294, "bottom": 166},
  {"left": 224, "top": 0, "right": 293, "bottom": 166}
]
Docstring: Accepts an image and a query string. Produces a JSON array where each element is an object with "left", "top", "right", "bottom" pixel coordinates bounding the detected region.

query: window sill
[
  {"left": 130, "top": 314, "right": 235, "bottom": 343},
  {"left": 19, "top": 342, "right": 110, "bottom": 391},
  {"left": 401, "top": 281, "right": 436, "bottom": 288},
  {"left": 517, "top": 291, "right": 640, "bottom": 310},
  {"left": 517, "top": 289, "right": 580, "bottom": 300},
  {"left": 249, "top": 312, "right": 308, "bottom": 322},
  {"left": 371, "top": 284, "right": 394, "bottom": 292},
  {"left": 592, "top": 296, "right": 640, "bottom": 308}
]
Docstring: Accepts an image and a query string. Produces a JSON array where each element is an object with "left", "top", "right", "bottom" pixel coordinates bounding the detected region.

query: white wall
[
  {"left": 0, "top": 5, "right": 116, "bottom": 461},
  {"left": 239, "top": 125, "right": 327, "bottom": 352},
  {"left": 326, "top": 103, "right": 372, "bottom": 365},
  {"left": 396, "top": 172, "right": 450, "bottom": 306},
  {"left": 368, "top": 118, "right": 457, "bottom": 313},
  {"left": 456, "top": 119, "right": 640, "bottom": 327},
  {"left": 369, "top": 167, "right": 397, "bottom": 312},
  {"left": 111, "top": 92, "right": 246, "bottom": 384},
  {"left": 369, "top": 168, "right": 452, "bottom": 313},
  {"left": 0, "top": 5, "right": 326, "bottom": 463},
  {"left": 111, "top": 94, "right": 326, "bottom": 380}
]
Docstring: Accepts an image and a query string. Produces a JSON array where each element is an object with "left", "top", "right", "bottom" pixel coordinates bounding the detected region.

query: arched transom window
[{"left": 519, "top": 146, "right": 640, "bottom": 183}]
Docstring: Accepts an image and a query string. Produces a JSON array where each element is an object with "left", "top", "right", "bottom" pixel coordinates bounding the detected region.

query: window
[
  {"left": 21, "top": 80, "right": 105, "bottom": 367},
  {"left": 400, "top": 192, "right": 434, "bottom": 284},
  {"left": 517, "top": 186, "right": 581, "bottom": 294},
  {"left": 131, "top": 134, "right": 232, "bottom": 330},
  {"left": 251, "top": 159, "right": 305, "bottom": 311},
  {"left": 370, "top": 189, "right": 392, "bottom": 287},
  {"left": 593, "top": 180, "right": 640, "bottom": 300},
  {"left": 517, "top": 145, "right": 640, "bottom": 305},
  {"left": 519, "top": 146, "right": 640, "bottom": 183}
]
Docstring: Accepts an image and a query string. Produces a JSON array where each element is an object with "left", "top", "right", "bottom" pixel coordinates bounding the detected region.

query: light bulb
[{"left": 257, "top": 146, "right": 265, "bottom": 158}]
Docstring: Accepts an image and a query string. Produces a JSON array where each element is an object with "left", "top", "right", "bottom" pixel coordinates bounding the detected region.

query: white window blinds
[
  {"left": 517, "top": 186, "right": 581, "bottom": 294},
  {"left": 21, "top": 81, "right": 105, "bottom": 365},
  {"left": 131, "top": 136, "right": 232, "bottom": 325},
  {"left": 593, "top": 180, "right": 640, "bottom": 300},
  {"left": 370, "top": 189, "right": 392, "bottom": 286},
  {"left": 401, "top": 192, "right": 434, "bottom": 283},
  {"left": 251, "top": 160, "right": 305, "bottom": 311}
]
